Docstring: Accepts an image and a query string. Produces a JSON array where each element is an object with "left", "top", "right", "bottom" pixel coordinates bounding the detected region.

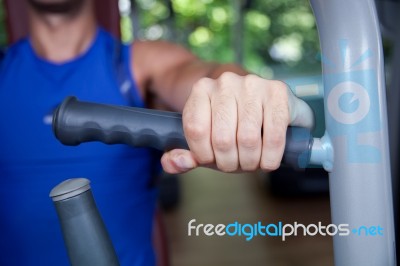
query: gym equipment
[
  {"left": 51, "top": 0, "right": 397, "bottom": 265},
  {"left": 375, "top": 0, "right": 400, "bottom": 260},
  {"left": 52, "top": 96, "right": 314, "bottom": 170},
  {"left": 50, "top": 178, "right": 119, "bottom": 266},
  {"left": 310, "top": 0, "right": 395, "bottom": 264}
]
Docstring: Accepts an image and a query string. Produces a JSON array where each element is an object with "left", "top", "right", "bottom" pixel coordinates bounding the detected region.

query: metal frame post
[{"left": 310, "top": 0, "right": 396, "bottom": 265}]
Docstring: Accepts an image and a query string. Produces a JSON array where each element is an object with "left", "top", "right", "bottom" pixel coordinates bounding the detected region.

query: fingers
[
  {"left": 170, "top": 73, "right": 309, "bottom": 174},
  {"left": 161, "top": 149, "right": 197, "bottom": 174},
  {"left": 287, "top": 87, "right": 315, "bottom": 129},
  {"left": 259, "top": 80, "right": 290, "bottom": 172},
  {"left": 237, "top": 75, "right": 263, "bottom": 171},
  {"left": 182, "top": 78, "right": 214, "bottom": 165},
  {"left": 184, "top": 73, "right": 244, "bottom": 172},
  {"left": 211, "top": 73, "right": 240, "bottom": 172}
]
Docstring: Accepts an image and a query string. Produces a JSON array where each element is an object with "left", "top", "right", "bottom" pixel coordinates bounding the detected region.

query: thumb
[
  {"left": 287, "top": 87, "right": 315, "bottom": 129},
  {"left": 161, "top": 149, "right": 198, "bottom": 174}
]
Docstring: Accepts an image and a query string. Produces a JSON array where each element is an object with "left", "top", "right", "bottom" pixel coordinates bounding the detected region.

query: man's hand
[{"left": 161, "top": 72, "right": 314, "bottom": 174}]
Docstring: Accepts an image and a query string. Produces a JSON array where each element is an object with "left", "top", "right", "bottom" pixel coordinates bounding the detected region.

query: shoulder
[
  {"left": 6, "top": 38, "right": 30, "bottom": 56},
  {"left": 132, "top": 40, "right": 196, "bottom": 64},
  {"left": 0, "top": 39, "right": 29, "bottom": 73},
  {"left": 130, "top": 40, "right": 197, "bottom": 86}
]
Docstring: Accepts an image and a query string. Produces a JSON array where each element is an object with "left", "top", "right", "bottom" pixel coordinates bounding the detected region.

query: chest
[{"left": 0, "top": 57, "right": 131, "bottom": 161}]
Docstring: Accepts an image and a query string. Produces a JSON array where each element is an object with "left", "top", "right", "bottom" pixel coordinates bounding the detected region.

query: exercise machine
[
  {"left": 50, "top": 0, "right": 397, "bottom": 265},
  {"left": 51, "top": 0, "right": 396, "bottom": 265},
  {"left": 0, "top": 0, "right": 398, "bottom": 265}
]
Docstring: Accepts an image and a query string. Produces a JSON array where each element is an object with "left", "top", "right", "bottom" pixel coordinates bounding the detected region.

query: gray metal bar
[
  {"left": 388, "top": 23, "right": 400, "bottom": 266},
  {"left": 377, "top": 0, "right": 400, "bottom": 258},
  {"left": 50, "top": 179, "right": 120, "bottom": 266},
  {"left": 310, "top": 0, "right": 396, "bottom": 265}
]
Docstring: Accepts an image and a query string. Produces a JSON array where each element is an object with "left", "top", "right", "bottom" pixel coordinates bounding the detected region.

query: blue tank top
[{"left": 0, "top": 28, "right": 159, "bottom": 266}]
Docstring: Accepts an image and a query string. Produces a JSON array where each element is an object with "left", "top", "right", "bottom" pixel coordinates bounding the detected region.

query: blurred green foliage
[{"left": 130, "top": 0, "right": 321, "bottom": 78}]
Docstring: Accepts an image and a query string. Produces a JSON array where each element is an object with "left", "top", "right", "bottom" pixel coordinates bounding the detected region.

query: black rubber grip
[
  {"left": 53, "top": 97, "right": 313, "bottom": 169},
  {"left": 53, "top": 96, "right": 188, "bottom": 151}
]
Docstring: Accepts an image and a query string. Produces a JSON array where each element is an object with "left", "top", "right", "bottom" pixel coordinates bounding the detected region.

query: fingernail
[{"left": 174, "top": 155, "right": 195, "bottom": 170}]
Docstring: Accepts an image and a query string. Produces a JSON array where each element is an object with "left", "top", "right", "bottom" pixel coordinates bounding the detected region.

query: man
[{"left": 0, "top": 0, "right": 313, "bottom": 265}]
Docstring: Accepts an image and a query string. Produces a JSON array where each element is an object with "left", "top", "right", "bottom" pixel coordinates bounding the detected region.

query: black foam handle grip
[
  {"left": 53, "top": 96, "right": 188, "bottom": 151},
  {"left": 53, "top": 97, "right": 313, "bottom": 169}
]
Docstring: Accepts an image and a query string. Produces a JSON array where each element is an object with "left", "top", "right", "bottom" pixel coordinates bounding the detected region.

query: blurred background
[
  {"left": 119, "top": 0, "right": 322, "bottom": 79},
  {"left": 0, "top": 0, "right": 333, "bottom": 265},
  {"left": 1, "top": 0, "right": 322, "bottom": 78}
]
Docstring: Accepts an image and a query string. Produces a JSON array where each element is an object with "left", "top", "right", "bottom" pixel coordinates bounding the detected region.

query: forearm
[
  {"left": 134, "top": 40, "right": 248, "bottom": 112},
  {"left": 153, "top": 61, "right": 249, "bottom": 112}
]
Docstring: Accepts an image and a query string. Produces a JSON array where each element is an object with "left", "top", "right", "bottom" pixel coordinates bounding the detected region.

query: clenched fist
[{"left": 161, "top": 72, "right": 314, "bottom": 174}]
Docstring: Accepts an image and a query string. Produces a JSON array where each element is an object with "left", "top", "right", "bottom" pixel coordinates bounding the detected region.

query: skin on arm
[
  {"left": 131, "top": 41, "right": 314, "bottom": 174},
  {"left": 132, "top": 40, "right": 247, "bottom": 112}
]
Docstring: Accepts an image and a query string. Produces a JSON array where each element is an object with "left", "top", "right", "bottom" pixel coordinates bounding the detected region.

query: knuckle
[
  {"left": 217, "top": 162, "right": 238, "bottom": 173},
  {"left": 260, "top": 159, "right": 280, "bottom": 172},
  {"left": 219, "top": 71, "right": 238, "bottom": 82},
  {"left": 213, "top": 134, "right": 235, "bottom": 152},
  {"left": 184, "top": 120, "right": 208, "bottom": 141},
  {"left": 243, "top": 74, "right": 261, "bottom": 89},
  {"left": 217, "top": 72, "right": 238, "bottom": 89},
  {"left": 240, "top": 161, "right": 259, "bottom": 172},
  {"left": 196, "top": 153, "right": 214, "bottom": 165},
  {"left": 237, "top": 130, "right": 260, "bottom": 150},
  {"left": 265, "top": 130, "right": 285, "bottom": 149},
  {"left": 269, "top": 81, "right": 290, "bottom": 101},
  {"left": 271, "top": 80, "right": 289, "bottom": 90},
  {"left": 193, "top": 77, "right": 213, "bottom": 92}
]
